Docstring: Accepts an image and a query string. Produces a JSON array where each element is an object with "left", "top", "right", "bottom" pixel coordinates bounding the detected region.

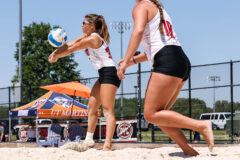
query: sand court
[{"left": 0, "top": 143, "right": 239, "bottom": 160}]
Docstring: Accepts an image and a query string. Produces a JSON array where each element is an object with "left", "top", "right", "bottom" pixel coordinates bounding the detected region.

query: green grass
[{"left": 139, "top": 129, "right": 236, "bottom": 143}]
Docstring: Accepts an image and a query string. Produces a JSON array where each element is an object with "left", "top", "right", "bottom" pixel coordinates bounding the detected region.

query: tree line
[{"left": 113, "top": 98, "right": 240, "bottom": 120}]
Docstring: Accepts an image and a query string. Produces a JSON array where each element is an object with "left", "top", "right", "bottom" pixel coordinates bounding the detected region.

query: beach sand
[{"left": 0, "top": 145, "right": 240, "bottom": 160}]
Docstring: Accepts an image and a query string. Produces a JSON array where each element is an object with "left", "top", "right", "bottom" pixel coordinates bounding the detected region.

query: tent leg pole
[
  {"left": 8, "top": 87, "right": 11, "bottom": 142},
  {"left": 36, "top": 114, "right": 38, "bottom": 146}
]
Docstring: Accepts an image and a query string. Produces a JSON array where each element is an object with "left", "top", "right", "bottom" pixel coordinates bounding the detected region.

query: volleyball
[{"left": 48, "top": 28, "right": 67, "bottom": 47}]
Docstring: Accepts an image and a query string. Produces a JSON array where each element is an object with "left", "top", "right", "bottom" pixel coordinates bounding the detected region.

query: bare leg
[
  {"left": 62, "top": 81, "right": 101, "bottom": 151},
  {"left": 144, "top": 73, "right": 214, "bottom": 152},
  {"left": 164, "top": 81, "right": 185, "bottom": 111},
  {"left": 157, "top": 81, "right": 199, "bottom": 156},
  {"left": 87, "top": 81, "right": 101, "bottom": 133},
  {"left": 159, "top": 126, "right": 199, "bottom": 156},
  {"left": 100, "top": 84, "right": 118, "bottom": 151}
]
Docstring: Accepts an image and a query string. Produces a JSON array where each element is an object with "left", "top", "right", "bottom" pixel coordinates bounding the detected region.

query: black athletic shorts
[
  {"left": 98, "top": 66, "right": 121, "bottom": 88},
  {"left": 152, "top": 45, "right": 191, "bottom": 81}
]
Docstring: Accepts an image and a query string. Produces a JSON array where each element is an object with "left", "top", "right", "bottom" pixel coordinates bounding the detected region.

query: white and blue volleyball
[{"left": 48, "top": 28, "right": 67, "bottom": 47}]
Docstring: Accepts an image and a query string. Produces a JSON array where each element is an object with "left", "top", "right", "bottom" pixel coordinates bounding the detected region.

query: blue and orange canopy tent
[
  {"left": 9, "top": 82, "right": 101, "bottom": 143},
  {"left": 10, "top": 91, "right": 101, "bottom": 118}
]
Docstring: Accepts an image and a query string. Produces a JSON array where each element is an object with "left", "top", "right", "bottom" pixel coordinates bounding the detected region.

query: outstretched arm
[
  {"left": 67, "top": 34, "right": 87, "bottom": 46},
  {"left": 49, "top": 34, "right": 100, "bottom": 63}
]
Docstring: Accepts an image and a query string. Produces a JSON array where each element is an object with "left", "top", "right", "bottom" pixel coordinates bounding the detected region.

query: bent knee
[
  {"left": 144, "top": 108, "right": 166, "bottom": 123},
  {"left": 102, "top": 109, "right": 114, "bottom": 116},
  {"left": 102, "top": 107, "right": 114, "bottom": 117},
  {"left": 88, "top": 106, "right": 98, "bottom": 115},
  {"left": 144, "top": 111, "right": 155, "bottom": 123}
]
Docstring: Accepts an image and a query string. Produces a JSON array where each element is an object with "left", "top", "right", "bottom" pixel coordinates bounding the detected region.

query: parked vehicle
[
  {"left": 199, "top": 112, "right": 232, "bottom": 130},
  {"left": 211, "top": 122, "right": 218, "bottom": 130}
]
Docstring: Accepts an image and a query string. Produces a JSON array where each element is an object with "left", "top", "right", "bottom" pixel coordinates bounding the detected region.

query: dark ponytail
[{"left": 96, "top": 15, "right": 110, "bottom": 44}]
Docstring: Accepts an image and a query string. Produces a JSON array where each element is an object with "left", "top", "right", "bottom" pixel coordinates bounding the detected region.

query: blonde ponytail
[{"left": 149, "top": 0, "right": 165, "bottom": 35}]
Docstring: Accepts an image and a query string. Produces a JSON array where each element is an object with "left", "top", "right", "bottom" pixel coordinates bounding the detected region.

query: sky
[{"left": 1, "top": 0, "right": 240, "bottom": 90}]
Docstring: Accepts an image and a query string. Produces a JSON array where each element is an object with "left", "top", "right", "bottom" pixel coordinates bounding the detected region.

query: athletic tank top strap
[
  {"left": 141, "top": 0, "right": 160, "bottom": 25},
  {"left": 90, "top": 33, "right": 107, "bottom": 46}
]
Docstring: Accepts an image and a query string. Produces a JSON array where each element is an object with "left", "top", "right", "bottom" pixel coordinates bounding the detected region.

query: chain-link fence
[{"left": 0, "top": 60, "right": 240, "bottom": 143}]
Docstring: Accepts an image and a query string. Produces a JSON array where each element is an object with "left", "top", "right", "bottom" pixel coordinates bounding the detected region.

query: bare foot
[
  {"left": 183, "top": 147, "right": 199, "bottom": 156},
  {"left": 182, "top": 144, "right": 199, "bottom": 156},
  {"left": 184, "top": 150, "right": 199, "bottom": 156},
  {"left": 200, "top": 120, "right": 214, "bottom": 152},
  {"left": 103, "top": 143, "right": 112, "bottom": 151}
]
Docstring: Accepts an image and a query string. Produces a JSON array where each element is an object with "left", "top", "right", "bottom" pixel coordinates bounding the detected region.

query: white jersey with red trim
[
  {"left": 140, "top": 4, "right": 181, "bottom": 66},
  {"left": 84, "top": 33, "right": 115, "bottom": 70}
]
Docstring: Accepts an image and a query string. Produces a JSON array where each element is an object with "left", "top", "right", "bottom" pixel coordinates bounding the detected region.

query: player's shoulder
[
  {"left": 84, "top": 33, "right": 99, "bottom": 42},
  {"left": 85, "top": 33, "right": 102, "bottom": 48},
  {"left": 133, "top": 1, "right": 148, "bottom": 15},
  {"left": 134, "top": 1, "right": 148, "bottom": 9}
]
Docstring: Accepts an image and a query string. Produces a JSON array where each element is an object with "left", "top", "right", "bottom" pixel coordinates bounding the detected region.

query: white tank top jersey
[
  {"left": 140, "top": 0, "right": 181, "bottom": 66},
  {"left": 84, "top": 33, "right": 115, "bottom": 70}
]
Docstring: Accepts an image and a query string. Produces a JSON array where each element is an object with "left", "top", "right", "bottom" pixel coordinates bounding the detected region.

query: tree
[
  {"left": 215, "top": 100, "right": 240, "bottom": 112},
  {"left": 114, "top": 97, "right": 213, "bottom": 120},
  {"left": 172, "top": 98, "right": 212, "bottom": 119},
  {"left": 0, "top": 107, "right": 9, "bottom": 119},
  {"left": 12, "top": 22, "right": 81, "bottom": 103},
  {"left": 114, "top": 97, "right": 143, "bottom": 119}
]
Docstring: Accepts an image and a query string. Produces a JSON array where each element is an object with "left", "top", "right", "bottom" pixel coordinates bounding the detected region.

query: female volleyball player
[
  {"left": 49, "top": 14, "right": 120, "bottom": 151},
  {"left": 117, "top": 0, "right": 214, "bottom": 156}
]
